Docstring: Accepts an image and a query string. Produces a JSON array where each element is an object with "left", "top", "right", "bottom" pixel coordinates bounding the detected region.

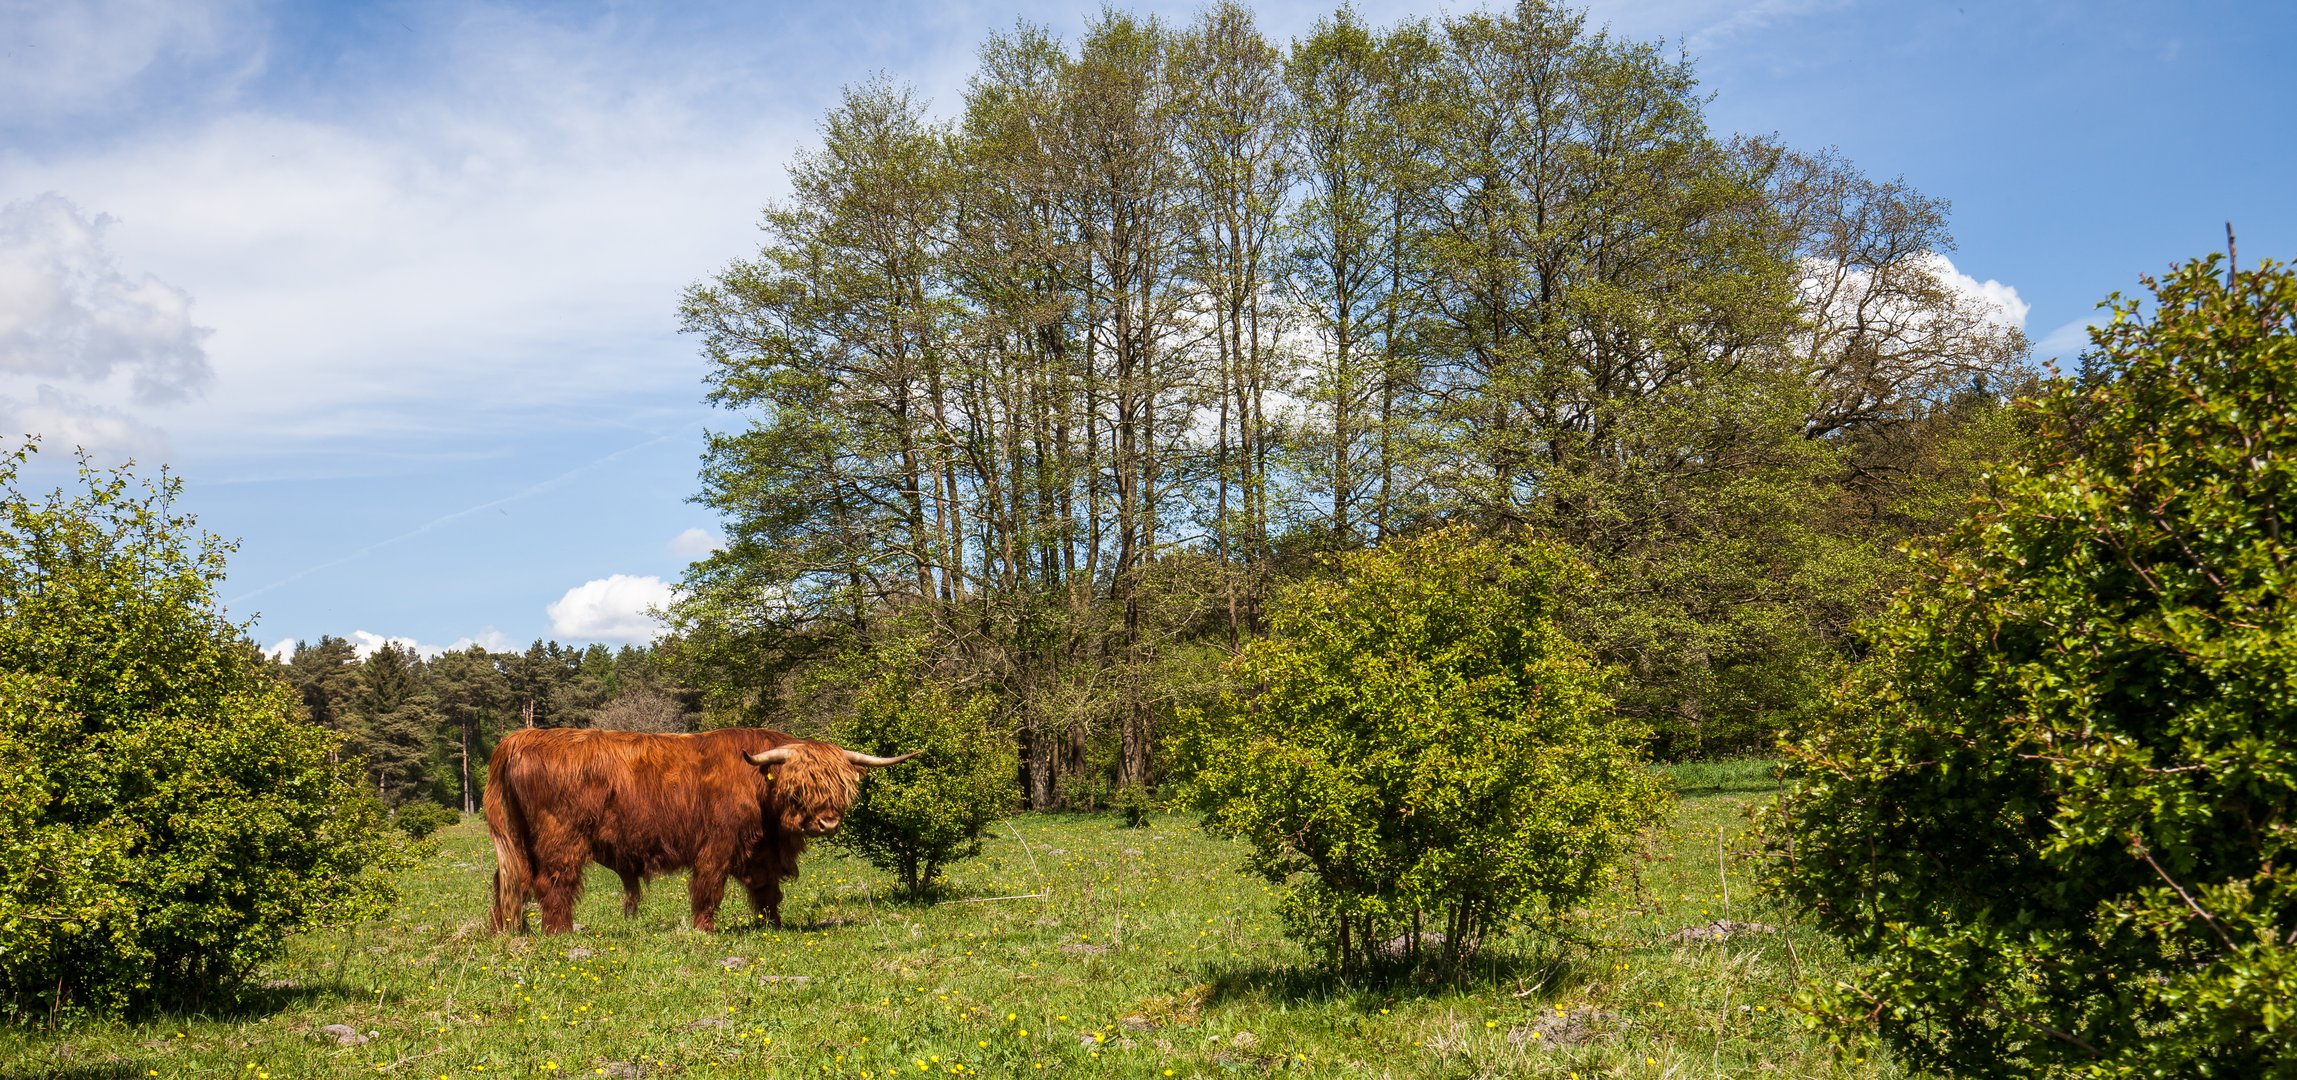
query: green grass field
[{"left": 0, "top": 763, "right": 1907, "bottom": 1078}]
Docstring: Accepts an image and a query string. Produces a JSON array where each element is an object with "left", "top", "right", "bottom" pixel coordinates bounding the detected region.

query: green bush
[
  {"left": 1187, "top": 527, "right": 1671, "bottom": 976},
  {"left": 829, "top": 638, "right": 1016, "bottom": 899},
  {"left": 1761, "top": 256, "right": 2297, "bottom": 1075},
  {"left": 392, "top": 801, "right": 460, "bottom": 840},
  {"left": 1111, "top": 783, "right": 1156, "bottom": 828},
  {"left": 0, "top": 446, "right": 406, "bottom": 1018}
]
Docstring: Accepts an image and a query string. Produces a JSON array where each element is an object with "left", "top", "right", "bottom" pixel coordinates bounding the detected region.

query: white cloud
[
  {"left": 0, "top": 0, "right": 260, "bottom": 126},
  {"left": 443, "top": 627, "right": 516, "bottom": 654},
  {"left": 0, "top": 11, "right": 817, "bottom": 472},
  {"left": 347, "top": 629, "right": 428, "bottom": 659},
  {"left": 1925, "top": 252, "right": 2030, "bottom": 332},
  {"left": 0, "top": 193, "right": 213, "bottom": 402},
  {"left": 546, "top": 573, "right": 678, "bottom": 644},
  {"left": 667, "top": 526, "right": 723, "bottom": 557},
  {"left": 272, "top": 627, "right": 515, "bottom": 661},
  {"left": 0, "top": 385, "right": 170, "bottom": 463},
  {"left": 1799, "top": 251, "right": 2030, "bottom": 341}
]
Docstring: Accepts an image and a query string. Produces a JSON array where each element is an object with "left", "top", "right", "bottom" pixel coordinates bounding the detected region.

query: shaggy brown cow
[{"left": 483, "top": 727, "right": 915, "bottom": 933}]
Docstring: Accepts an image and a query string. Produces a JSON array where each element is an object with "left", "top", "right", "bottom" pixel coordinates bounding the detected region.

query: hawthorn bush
[
  {"left": 0, "top": 446, "right": 405, "bottom": 1018},
  {"left": 1762, "top": 256, "right": 2297, "bottom": 1075},
  {"left": 1186, "top": 527, "right": 1669, "bottom": 976},
  {"left": 828, "top": 637, "right": 1015, "bottom": 899}
]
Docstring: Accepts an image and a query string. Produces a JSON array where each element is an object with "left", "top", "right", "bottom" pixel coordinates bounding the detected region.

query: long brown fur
[{"left": 483, "top": 727, "right": 882, "bottom": 933}]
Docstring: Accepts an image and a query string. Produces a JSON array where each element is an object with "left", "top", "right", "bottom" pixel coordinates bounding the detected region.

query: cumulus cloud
[
  {"left": 1925, "top": 252, "right": 2030, "bottom": 332},
  {"left": 0, "top": 194, "right": 213, "bottom": 403},
  {"left": 667, "top": 527, "right": 723, "bottom": 557},
  {"left": 347, "top": 629, "right": 427, "bottom": 659},
  {"left": 0, "top": 385, "right": 170, "bottom": 463},
  {"left": 269, "top": 627, "right": 516, "bottom": 661},
  {"left": 444, "top": 627, "right": 516, "bottom": 654},
  {"left": 546, "top": 574, "right": 678, "bottom": 644}
]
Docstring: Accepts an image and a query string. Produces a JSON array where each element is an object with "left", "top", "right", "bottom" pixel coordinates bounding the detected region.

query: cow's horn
[
  {"left": 843, "top": 749, "right": 922, "bottom": 768},
  {"left": 747, "top": 746, "right": 797, "bottom": 766}
]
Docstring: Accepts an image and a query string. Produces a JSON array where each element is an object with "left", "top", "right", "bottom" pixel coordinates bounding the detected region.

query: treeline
[
  {"left": 674, "top": 0, "right": 2034, "bottom": 803},
  {"left": 273, "top": 638, "right": 699, "bottom": 811}
]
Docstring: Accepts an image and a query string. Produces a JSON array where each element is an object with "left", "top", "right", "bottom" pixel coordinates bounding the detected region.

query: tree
[
  {"left": 428, "top": 645, "right": 508, "bottom": 812},
  {"left": 0, "top": 444, "right": 404, "bottom": 1017},
  {"left": 1762, "top": 256, "right": 2297, "bottom": 1075},
  {"left": 282, "top": 634, "right": 359, "bottom": 734},
  {"left": 674, "top": 0, "right": 2027, "bottom": 802},
  {"left": 348, "top": 643, "right": 442, "bottom": 806},
  {"left": 1187, "top": 527, "right": 1668, "bottom": 975},
  {"left": 592, "top": 685, "right": 691, "bottom": 733}
]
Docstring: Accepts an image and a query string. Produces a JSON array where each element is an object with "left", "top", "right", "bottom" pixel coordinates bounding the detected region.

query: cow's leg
[
  {"left": 537, "top": 861, "right": 582, "bottom": 934},
  {"left": 530, "top": 825, "right": 588, "bottom": 934},
  {"left": 617, "top": 869, "right": 643, "bottom": 918},
  {"left": 739, "top": 874, "right": 784, "bottom": 929},
  {"left": 689, "top": 865, "right": 729, "bottom": 933}
]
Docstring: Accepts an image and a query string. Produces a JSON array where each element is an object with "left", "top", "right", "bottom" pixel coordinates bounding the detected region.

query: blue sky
[{"left": 3, "top": 0, "right": 2290, "bottom": 656}]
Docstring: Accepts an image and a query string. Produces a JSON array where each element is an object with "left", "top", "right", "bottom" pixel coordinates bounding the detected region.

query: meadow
[{"left": 0, "top": 762, "right": 1907, "bottom": 1078}]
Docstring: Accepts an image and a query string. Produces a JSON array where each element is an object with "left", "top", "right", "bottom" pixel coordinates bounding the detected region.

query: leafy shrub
[
  {"left": 1111, "top": 783, "right": 1156, "bottom": 828},
  {"left": 0, "top": 446, "right": 406, "bottom": 1018},
  {"left": 392, "top": 802, "right": 460, "bottom": 840},
  {"left": 1761, "top": 256, "right": 2297, "bottom": 1075},
  {"left": 830, "top": 638, "right": 1016, "bottom": 899},
  {"left": 1187, "top": 527, "right": 1670, "bottom": 976},
  {"left": 1055, "top": 770, "right": 1111, "bottom": 813}
]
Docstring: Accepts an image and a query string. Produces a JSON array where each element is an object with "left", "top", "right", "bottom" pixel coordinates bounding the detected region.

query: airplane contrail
[{"left": 224, "top": 433, "right": 678, "bottom": 608}]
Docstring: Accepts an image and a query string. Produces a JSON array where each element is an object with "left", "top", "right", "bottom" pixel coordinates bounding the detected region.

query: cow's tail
[{"left": 484, "top": 741, "right": 536, "bottom": 934}]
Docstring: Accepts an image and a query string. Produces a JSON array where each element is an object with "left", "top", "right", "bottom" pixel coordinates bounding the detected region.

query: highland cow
[{"left": 483, "top": 727, "right": 915, "bottom": 933}]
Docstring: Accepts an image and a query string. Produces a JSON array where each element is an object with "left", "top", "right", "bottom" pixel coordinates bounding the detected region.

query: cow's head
[{"left": 746, "top": 742, "right": 920, "bottom": 836}]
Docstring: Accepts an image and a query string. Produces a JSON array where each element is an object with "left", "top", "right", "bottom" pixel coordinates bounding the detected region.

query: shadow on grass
[
  {"left": 1199, "top": 945, "right": 1599, "bottom": 1011},
  {"left": 204, "top": 979, "right": 378, "bottom": 1020},
  {"left": 0, "top": 1064, "right": 153, "bottom": 1080}
]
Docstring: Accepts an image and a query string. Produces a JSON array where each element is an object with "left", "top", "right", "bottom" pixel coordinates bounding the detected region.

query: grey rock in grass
[
  {"left": 597, "top": 1062, "right": 643, "bottom": 1078},
  {"left": 1667, "top": 920, "right": 1774, "bottom": 943},
  {"left": 317, "top": 1024, "right": 371, "bottom": 1046},
  {"left": 566, "top": 948, "right": 594, "bottom": 961},
  {"left": 681, "top": 1016, "right": 733, "bottom": 1032},
  {"left": 1510, "top": 1009, "right": 1617, "bottom": 1050},
  {"left": 720, "top": 955, "right": 749, "bottom": 970},
  {"left": 1229, "top": 1030, "right": 1259, "bottom": 1049},
  {"left": 1375, "top": 931, "right": 1445, "bottom": 960}
]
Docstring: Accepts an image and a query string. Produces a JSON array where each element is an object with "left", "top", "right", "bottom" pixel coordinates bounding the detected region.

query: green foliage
[
  {"left": 391, "top": 802, "right": 460, "bottom": 840},
  {"left": 0, "top": 445, "right": 407, "bottom": 1018},
  {"left": 1761, "top": 256, "right": 2297, "bottom": 1076},
  {"left": 828, "top": 639, "right": 1017, "bottom": 899},
  {"left": 1111, "top": 783, "right": 1157, "bottom": 829},
  {"left": 1188, "top": 527, "right": 1671, "bottom": 976}
]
